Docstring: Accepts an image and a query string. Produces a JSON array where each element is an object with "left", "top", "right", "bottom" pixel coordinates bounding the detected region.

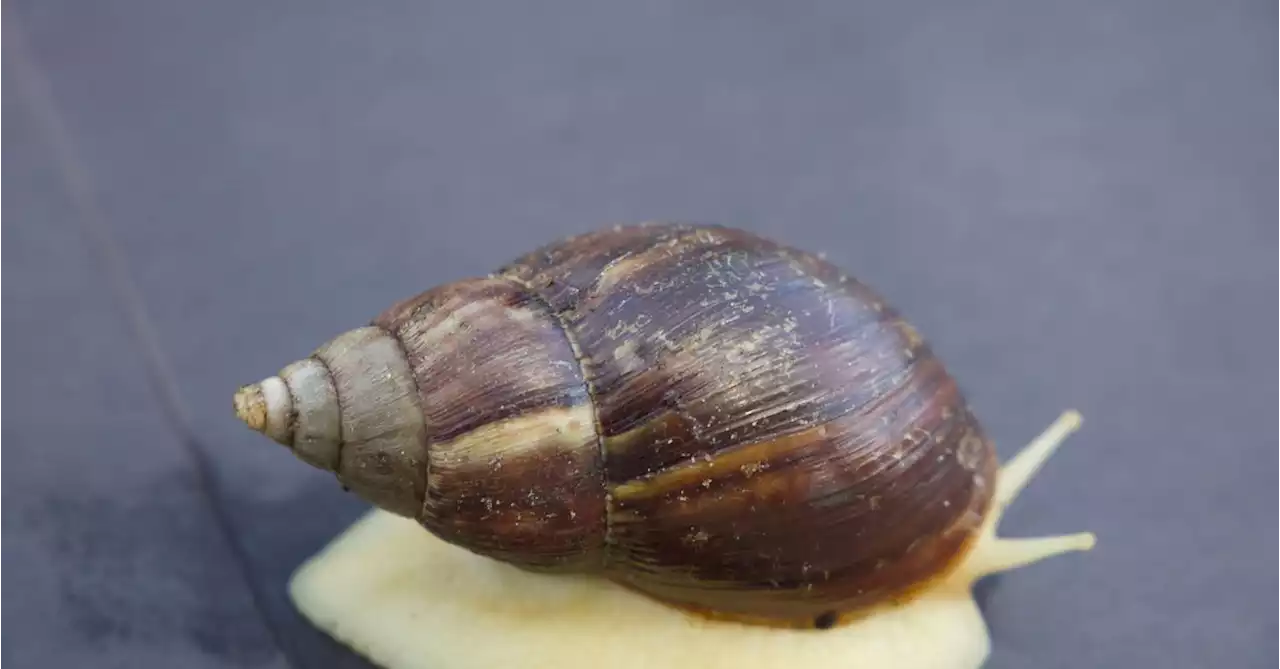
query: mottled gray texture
[{"left": 3, "top": 1, "right": 1275, "bottom": 668}]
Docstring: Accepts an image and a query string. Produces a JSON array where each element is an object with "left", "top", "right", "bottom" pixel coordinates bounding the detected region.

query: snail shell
[{"left": 234, "top": 222, "right": 999, "bottom": 628}]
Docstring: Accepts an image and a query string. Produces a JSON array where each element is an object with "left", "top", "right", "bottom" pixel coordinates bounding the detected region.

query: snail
[{"left": 234, "top": 222, "right": 1095, "bottom": 669}]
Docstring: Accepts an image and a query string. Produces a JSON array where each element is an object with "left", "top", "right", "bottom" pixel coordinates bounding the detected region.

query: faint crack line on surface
[{"left": 4, "top": 12, "right": 300, "bottom": 669}]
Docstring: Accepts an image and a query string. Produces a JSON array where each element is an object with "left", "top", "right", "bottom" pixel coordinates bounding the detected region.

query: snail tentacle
[
  {"left": 959, "top": 410, "right": 1096, "bottom": 580},
  {"left": 969, "top": 534, "right": 1096, "bottom": 579},
  {"left": 991, "top": 409, "right": 1082, "bottom": 521}
]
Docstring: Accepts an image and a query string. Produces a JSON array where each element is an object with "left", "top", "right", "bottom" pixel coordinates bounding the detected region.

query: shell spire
[
  {"left": 234, "top": 357, "right": 342, "bottom": 466},
  {"left": 234, "top": 326, "right": 428, "bottom": 519}
]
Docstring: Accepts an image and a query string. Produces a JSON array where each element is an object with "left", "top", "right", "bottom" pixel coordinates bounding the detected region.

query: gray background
[{"left": 3, "top": 1, "right": 1275, "bottom": 667}]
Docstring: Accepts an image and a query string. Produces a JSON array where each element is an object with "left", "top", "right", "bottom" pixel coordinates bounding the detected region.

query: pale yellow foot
[{"left": 289, "top": 411, "right": 1095, "bottom": 669}]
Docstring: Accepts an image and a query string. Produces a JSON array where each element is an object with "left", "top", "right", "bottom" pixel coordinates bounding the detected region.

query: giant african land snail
[{"left": 234, "top": 222, "right": 1094, "bottom": 669}]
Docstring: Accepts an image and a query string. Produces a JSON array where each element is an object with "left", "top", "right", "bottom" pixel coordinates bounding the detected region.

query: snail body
[{"left": 235, "top": 223, "right": 1089, "bottom": 641}]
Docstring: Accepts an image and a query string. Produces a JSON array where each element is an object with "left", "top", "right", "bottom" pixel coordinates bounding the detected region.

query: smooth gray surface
[
  {"left": 1, "top": 41, "right": 285, "bottom": 669},
  {"left": 4, "top": 1, "right": 1275, "bottom": 667}
]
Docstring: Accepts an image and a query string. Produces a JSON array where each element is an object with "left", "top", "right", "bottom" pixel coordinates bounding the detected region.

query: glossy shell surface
[{"left": 364, "top": 223, "right": 999, "bottom": 624}]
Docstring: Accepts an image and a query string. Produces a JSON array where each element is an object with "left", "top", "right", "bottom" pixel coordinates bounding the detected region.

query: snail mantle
[{"left": 288, "top": 411, "right": 1094, "bottom": 669}]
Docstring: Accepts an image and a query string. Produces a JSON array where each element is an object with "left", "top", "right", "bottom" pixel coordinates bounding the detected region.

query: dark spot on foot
[{"left": 814, "top": 611, "right": 838, "bottom": 629}]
